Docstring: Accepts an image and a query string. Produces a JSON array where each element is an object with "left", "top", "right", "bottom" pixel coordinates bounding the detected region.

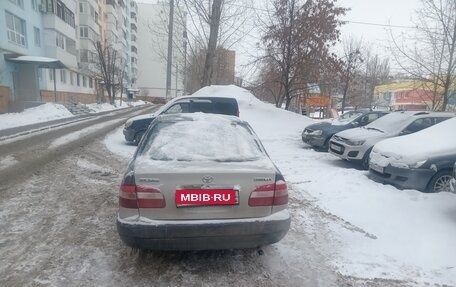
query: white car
[
  {"left": 328, "top": 111, "right": 454, "bottom": 169},
  {"left": 117, "top": 113, "right": 290, "bottom": 250},
  {"left": 369, "top": 117, "right": 456, "bottom": 193}
]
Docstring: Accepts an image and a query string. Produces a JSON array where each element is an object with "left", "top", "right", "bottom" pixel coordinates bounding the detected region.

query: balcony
[
  {"left": 106, "top": 0, "right": 116, "bottom": 7},
  {"left": 43, "top": 14, "right": 76, "bottom": 40},
  {"left": 105, "top": 4, "right": 117, "bottom": 18},
  {"left": 131, "top": 11, "right": 137, "bottom": 20},
  {"left": 79, "top": 14, "right": 99, "bottom": 30},
  {"left": 130, "top": 23, "right": 137, "bottom": 33},
  {"left": 131, "top": 1, "right": 138, "bottom": 10}
]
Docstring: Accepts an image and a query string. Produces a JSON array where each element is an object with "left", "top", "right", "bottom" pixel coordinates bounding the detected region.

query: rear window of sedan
[{"left": 139, "top": 115, "right": 265, "bottom": 162}]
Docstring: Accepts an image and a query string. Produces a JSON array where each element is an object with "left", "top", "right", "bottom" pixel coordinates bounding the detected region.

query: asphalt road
[
  {"left": 0, "top": 106, "right": 414, "bottom": 287},
  {"left": 0, "top": 105, "right": 157, "bottom": 184}
]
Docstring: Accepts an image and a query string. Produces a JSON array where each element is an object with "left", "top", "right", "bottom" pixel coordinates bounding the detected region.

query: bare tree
[
  {"left": 341, "top": 37, "right": 363, "bottom": 112},
  {"left": 93, "top": 40, "right": 130, "bottom": 105},
  {"left": 389, "top": 0, "right": 456, "bottom": 111},
  {"left": 258, "top": 0, "right": 347, "bottom": 110},
  {"left": 363, "top": 49, "right": 390, "bottom": 107},
  {"left": 202, "top": 0, "right": 223, "bottom": 86}
]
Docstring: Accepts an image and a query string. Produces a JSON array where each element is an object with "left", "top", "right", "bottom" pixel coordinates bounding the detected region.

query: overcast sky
[
  {"left": 138, "top": 0, "right": 423, "bottom": 78},
  {"left": 338, "top": 0, "right": 420, "bottom": 49}
]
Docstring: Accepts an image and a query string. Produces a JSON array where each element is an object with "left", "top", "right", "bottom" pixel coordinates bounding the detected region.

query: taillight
[
  {"left": 136, "top": 186, "right": 166, "bottom": 208},
  {"left": 119, "top": 183, "right": 138, "bottom": 208},
  {"left": 119, "top": 173, "right": 166, "bottom": 208},
  {"left": 248, "top": 174, "right": 288, "bottom": 207}
]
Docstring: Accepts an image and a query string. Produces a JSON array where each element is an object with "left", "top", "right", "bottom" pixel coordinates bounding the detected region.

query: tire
[
  {"left": 426, "top": 170, "right": 453, "bottom": 193},
  {"left": 361, "top": 148, "right": 372, "bottom": 170},
  {"left": 322, "top": 139, "right": 330, "bottom": 152},
  {"left": 134, "top": 131, "right": 145, "bottom": 145}
]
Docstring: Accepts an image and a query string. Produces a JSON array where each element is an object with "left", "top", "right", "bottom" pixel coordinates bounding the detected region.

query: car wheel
[
  {"left": 361, "top": 148, "right": 372, "bottom": 170},
  {"left": 426, "top": 170, "right": 453, "bottom": 193},
  {"left": 134, "top": 131, "right": 145, "bottom": 145}
]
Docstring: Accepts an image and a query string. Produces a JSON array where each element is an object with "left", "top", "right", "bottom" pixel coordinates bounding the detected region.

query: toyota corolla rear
[{"left": 117, "top": 113, "right": 290, "bottom": 250}]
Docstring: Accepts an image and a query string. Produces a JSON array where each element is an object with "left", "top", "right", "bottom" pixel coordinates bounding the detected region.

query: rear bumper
[
  {"left": 368, "top": 165, "right": 434, "bottom": 191},
  {"left": 117, "top": 210, "right": 291, "bottom": 251}
]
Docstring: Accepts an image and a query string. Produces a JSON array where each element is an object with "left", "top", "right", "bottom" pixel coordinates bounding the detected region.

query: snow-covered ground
[
  {"left": 104, "top": 85, "right": 456, "bottom": 286},
  {"left": 0, "top": 100, "right": 147, "bottom": 131}
]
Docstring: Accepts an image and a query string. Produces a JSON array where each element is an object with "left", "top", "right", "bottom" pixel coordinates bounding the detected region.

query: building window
[
  {"left": 49, "top": 69, "right": 54, "bottom": 81},
  {"left": 77, "top": 73, "right": 80, "bottom": 86},
  {"left": 79, "top": 2, "right": 85, "bottom": 13},
  {"left": 70, "top": 72, "right": 74, "bottom": 85},
  {"left": 56, "top": 32, "right": 65, "bottom": 49},
  {"left": 80, "top": 50, "right": 88, "bottom": 62},
  {"left": 60, "top": 69, "right": 66, "bottom": 83},
  {"left": 80, "top": 26, "right": 88, "bottom": 38},
  {"left": 33, "top": 27, "right": 40, "bottom": 47},
  {"left": 9, "top": 0, "right": 24, "bottom": 8},
  {"left": 89, "top": 78, "right": 93, "bottom": 88},
  {"left": 45, "top": 0, "right": 54, "bottom": 12},
  {"left": 31, "top": 0, "right": 38, "bottom": 10},
  {"left": 5, "top": 12, "right": 26, "bottom": 46},
  {"left": 82, "top": 76, "right": 87, "bottom": 87}
]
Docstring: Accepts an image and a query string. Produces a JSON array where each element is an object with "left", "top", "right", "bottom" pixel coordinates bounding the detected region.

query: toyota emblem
[{"left": 202, "top": 175, "right": 214, "bottom": 183}]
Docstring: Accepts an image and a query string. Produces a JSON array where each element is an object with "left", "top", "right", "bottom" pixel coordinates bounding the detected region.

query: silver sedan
[{"left": 117, "top": 113, "right": 290, "bottom": 250}]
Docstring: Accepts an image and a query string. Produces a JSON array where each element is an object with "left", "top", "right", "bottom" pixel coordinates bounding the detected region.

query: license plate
[
  {"left": 175, "top": 189, "right": 238, "bottom": 207},
  {"left": 370, "top": 163, "right": 384, "bottom": 174},
  {"left": 331, "top": 144, "right": 342, "bottom": 152}
]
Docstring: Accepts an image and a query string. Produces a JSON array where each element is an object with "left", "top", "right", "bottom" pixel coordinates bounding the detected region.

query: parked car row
[
  {"left": 303, "top": 110, "right": 456, "bottom": 193},
  {"left": 118, "top": 98, "right": 290, "bottom": 251}
]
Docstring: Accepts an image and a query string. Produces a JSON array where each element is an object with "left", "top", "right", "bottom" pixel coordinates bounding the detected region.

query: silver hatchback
[{"left": 117, "top": 113, "right": 290, "bottom": 250}]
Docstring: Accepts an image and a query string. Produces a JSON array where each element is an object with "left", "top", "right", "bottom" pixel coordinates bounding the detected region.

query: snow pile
[
  {"left": 0, "top": 103, "right": 74, "bottom": 130},
  {"left": 0, "top": 100, "right": 147, "bottom": 131},
  {"left": 86, "top": 100, "right": 146, "bottom": 113},
  {"left": 192, "top": 85, "right": 315, "bottom": 140},
  {"left": 105, "top": 85, "right": 456, "bottom": 285},
  {"left": 142, "top": 113, "right": 264, "bottom": 162}
]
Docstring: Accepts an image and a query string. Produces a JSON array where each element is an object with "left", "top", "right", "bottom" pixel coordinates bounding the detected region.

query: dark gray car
[{"left": 302, "top": 110, "right": 389, "bottom": 150}]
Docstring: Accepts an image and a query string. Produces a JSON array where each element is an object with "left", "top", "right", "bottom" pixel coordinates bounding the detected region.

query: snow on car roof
[
  {"left": 140, "top": 113, "right": 265, "bottom": 163},
  {"left": 373, "top": 117, "right": 456, "bottom": 161}
]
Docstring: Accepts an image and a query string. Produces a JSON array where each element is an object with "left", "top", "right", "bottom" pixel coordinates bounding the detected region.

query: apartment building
[
  {"left": 136, "top": 2, "right": 185, "bottom": 99},
  {"left": 0, "top": 0, "right": 138, "bottom": 113}
]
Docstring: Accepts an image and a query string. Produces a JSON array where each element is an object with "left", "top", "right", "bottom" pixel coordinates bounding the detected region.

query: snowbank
[
  {"left": 0, "top": 103, "right": 74, "bottom": 130},
  {"left": 0, "top": 100, "right": 147, "bottom": 131}
]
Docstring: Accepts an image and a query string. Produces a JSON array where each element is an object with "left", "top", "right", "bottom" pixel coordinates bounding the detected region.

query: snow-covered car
[
  {"left": 117, "top": 113, "right": 290, "bottom": 250},
  {"left": 123, "top": 96, "right": 240, "bottom": 144},
  {"left": 369, "top": 117, "right": 456, "bottom": 193},
  {"left": 302, "top": 110, "right": 389, "bottom": 150},
  {"left": 328, "top": 111, "right": 454, "bottom": 169}
]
